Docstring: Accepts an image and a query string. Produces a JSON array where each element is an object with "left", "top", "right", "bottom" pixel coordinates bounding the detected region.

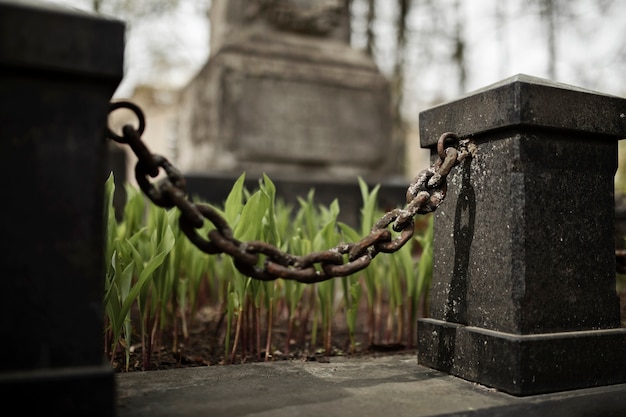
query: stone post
[
  {"left": 417, "top": 74, "right": 626, "bottom": 396},
  {"left": 0, "top": 1, "right": 124, "bottom": 415}
]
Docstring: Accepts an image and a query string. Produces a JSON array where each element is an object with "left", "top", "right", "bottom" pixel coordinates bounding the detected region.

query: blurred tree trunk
[
  {"left": 451, "top": 0, "right": 466, "bottom": 93},
  {"left": 531, "top": 0, "right": 619, "bottom": 82},
  {"left": 537, "top": 0, "right": 558, "bottom": 80},
  {"left": 390, "top": 0, "right": 411, "bottom": 174},
  {"left": 494, "top": 1, "right": 509, "bottom": 79},
  {"left": 344, "top": 0, "right": 354, "bottom": 41},
  {"left": 92, "top": 0, "right": 103, "bottom": 12},
  {"left": 365, "top": 0, "right": 376, "bottom": 56},
  {"left": 392, "top": 0, "right": 409, "bottom": 121}
]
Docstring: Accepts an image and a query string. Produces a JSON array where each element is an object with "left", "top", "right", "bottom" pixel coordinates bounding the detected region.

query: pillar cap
[
  {"left": 419, "top": 73, "right": 626, "bottom": 148},
  {"left": 0, "top": 0, "right": 125, "bottom": 80}
]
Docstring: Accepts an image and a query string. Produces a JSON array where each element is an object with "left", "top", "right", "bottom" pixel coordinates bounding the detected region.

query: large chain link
[{"left": 106, "top": 101, "right": 472, "bottom": 283}]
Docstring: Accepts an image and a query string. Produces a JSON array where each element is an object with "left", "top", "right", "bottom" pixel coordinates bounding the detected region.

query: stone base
[
  {"left": 417, "top": 318, "right": 626, "bottom": 396},
  {"left": 0, "top": 364, "right": 116, "bottom": 416}
]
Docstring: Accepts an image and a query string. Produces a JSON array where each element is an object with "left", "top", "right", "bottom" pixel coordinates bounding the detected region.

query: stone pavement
[{"left": 115, "top": 353, "right": 626, "bottom": 417}]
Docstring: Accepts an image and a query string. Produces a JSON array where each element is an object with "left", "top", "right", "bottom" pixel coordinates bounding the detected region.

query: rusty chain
[{"left": 106, "top": 101, "right": 473, "bottom": 283}]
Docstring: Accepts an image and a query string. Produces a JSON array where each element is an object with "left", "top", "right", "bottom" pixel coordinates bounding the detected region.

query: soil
[
  {"left": 110, "top": 305, "right": 418, "bottom": 373},
  {"left": 111, "top": 330, "right": 417, "bottom": 373}
]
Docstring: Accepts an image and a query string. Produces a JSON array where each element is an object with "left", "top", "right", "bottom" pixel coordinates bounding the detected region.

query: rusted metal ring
[
  {"left": 240, "top": 241, "right": 297, "bottom": 266},
  {"left": 323, "top": 254, "right": 372, "bottom": 277},
  {"left": 437, "top": 132, "right": 460, "bottom": 160},
  {"left": 265, "top": 262, "right": 329, "bottom": 283},
  {"left": 107, "top": 101, "right": 146, "bottom": 142},
  {"left": 179, "top": 203, "right": 232, "bottom": 254},
  {"left": 135, "top": 155, "right": 183, "bottom": 208},
  {"left": 294, "top": 251, "right": 344, "bottom": 269},
  {"left": 193, "top": 203, "right": 233, "bottom": 235},
  {"left": 234, "top": 260, "right": 278, "bottom": 281},
  {"left": 375, "top": 226, "right": 415, "bottom": 253},
  {"left": 349, "top": 229, "right": 391, "bottom": 261},
  {"left": 180, "top": 220, "right": 219, "bottom": 255},
  {"left": 208, "top": 229, "right": 258, "bottom": 265},
  {"left": 160, "top": 181, "right": 204, "bottom": 228}
]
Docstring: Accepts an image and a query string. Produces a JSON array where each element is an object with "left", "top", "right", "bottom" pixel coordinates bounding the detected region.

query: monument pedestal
[{"left": 177, "top": 1, "right": 395, "bottom": 182}]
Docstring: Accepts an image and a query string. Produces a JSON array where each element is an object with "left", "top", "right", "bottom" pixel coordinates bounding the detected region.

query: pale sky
[
  {"left": 50, "top": 0, "right": 626, "bottom": 112},
  {"left": 387, "top": 0, "right": 626, "bottom": 119}
]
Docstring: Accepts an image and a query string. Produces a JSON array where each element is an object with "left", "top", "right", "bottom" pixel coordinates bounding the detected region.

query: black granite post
[
  {"left": 0, "top": 1, "right": 124, "bottom": 415},
  {"left": 417, "top": 74, "right": 626, "bottom": 396}
]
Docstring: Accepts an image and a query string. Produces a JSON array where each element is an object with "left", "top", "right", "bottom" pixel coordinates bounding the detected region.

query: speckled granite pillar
[{"left": 417, "top": 74, "right": 626, "bottom": 396}]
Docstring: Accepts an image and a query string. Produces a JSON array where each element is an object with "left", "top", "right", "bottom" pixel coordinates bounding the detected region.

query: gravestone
[{"left": 177, "top": 0, "right": 395, "bottom": 182}]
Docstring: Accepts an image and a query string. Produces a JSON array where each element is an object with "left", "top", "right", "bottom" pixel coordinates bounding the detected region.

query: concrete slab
[{"left": 115, "top": 354, "right": 626, "bottom": 417}]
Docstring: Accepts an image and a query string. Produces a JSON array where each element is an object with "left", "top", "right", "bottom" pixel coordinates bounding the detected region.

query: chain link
[{"left": 107, "top": 101, "right": 472, "bottom": 283}]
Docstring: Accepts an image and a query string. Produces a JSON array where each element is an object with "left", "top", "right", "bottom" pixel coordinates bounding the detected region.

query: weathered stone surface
[
  {"left": 419, "top": 74, "right": 626, "bottom": 147},
  {"left": 417, "top": 74, "right": 626, "bottom": 396},
  {"left": 177, "top": 0, "right": 394, "bottom": 181},
  {"left": 428, "top": 133, "right": 619, "bottom": 334},
  {"left": 115, "top": 354, "right": 626, "bottom": 417},
  {"left": 419, "top": 319, "right": 626, "bottom": 396},
  {"left": 209, "top": 0, "right": 351, "bottom": 52}
]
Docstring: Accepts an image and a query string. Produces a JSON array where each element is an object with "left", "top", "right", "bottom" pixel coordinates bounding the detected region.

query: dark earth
[
  {"left": 110, "top": 304, "right": 418, "bottom": 373},
  {"left": 111, "top": 330, "right": 416, "bottom": 373}
]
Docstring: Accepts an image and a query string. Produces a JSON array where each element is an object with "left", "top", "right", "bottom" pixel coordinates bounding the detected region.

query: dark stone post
[
  {"left": 417, "top": 74, "right": 626, "bottom": 396},
  {"left": 0, "top": 1, "right": 124, "bottom": 415}
]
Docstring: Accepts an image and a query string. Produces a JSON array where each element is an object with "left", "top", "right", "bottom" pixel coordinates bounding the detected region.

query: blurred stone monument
[{"left": 177, "top": 0, "right": 396, "bottom": 182}]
